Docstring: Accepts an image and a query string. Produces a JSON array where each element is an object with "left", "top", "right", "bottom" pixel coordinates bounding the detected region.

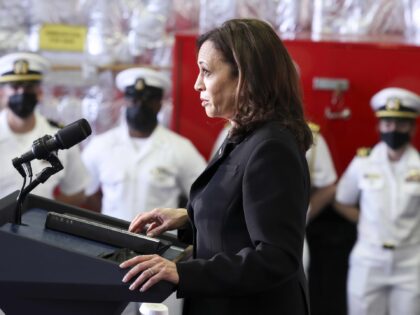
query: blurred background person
[
  {"left": 0, "top": 52, "right": 89, "bottom": 207},
  {"left": 305, "top": 122, "right": 337, "bottom": 224},
  {"left": 335, "top": 87, "right": 420, "bottom": 315},
  {"left": 82, "top": 67, "right": 206, "bottom": 315},
  {"left": 305, "top": 121, "right": 356, "bottom": 315}
]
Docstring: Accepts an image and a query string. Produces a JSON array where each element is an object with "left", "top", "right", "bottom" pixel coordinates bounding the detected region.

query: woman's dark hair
[{"left": 197, "top": 18, "right": 313, "bottom": 151}]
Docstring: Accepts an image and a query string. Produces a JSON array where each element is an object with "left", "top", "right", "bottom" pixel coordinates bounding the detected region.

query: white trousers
[{"left": 347, "top": 242, "right": 420, "bottom": 315}]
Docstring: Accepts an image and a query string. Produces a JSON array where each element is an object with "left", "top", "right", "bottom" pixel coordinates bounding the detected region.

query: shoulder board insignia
[
  {"left": 308, "top": 122, "right": 320, "bottom": 133},
  {"left": 357, "top": 147, "right": 371, "bottom": 157},
  {"left": 406, "top": 169, "right": 420, "bottom": 182}
]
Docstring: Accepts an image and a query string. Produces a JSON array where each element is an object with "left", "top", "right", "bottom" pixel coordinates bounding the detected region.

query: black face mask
[
  {"left": 125, "top": 102, "right": 158, "bottom": 134},
  {"left": 8, "top": 93, "right": 38, "bottom": 118},
  {"left": 380, "top": 131, "right": 411, "bottom": 150}
]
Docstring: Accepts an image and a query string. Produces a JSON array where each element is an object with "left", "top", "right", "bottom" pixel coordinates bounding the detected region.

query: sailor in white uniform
[
  {"left": 82, "top": 67, "right": 206, "bottom": 221},
  {"left": 0, "top": 52, "right": 89, "bottom": 206},
  {"left": 335, "top": 87, "right": 420, "bottom": 315}
]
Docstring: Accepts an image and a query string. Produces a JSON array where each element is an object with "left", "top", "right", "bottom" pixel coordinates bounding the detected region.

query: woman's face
[{"left": 194, "top": 41, "right": 238, "bottom": 120}]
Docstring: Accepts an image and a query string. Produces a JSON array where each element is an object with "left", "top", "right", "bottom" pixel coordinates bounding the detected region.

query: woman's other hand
[{"left": 129, "top": 207, "right": 189, "bottom": 237}]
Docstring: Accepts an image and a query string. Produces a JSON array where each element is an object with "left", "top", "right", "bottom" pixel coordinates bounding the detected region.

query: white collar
[
  {"left": 0, "top": 110, "right": 46, "bottom": 142},
  {"left": 372, "top": 142, "right": 419, "bottom": 166}
]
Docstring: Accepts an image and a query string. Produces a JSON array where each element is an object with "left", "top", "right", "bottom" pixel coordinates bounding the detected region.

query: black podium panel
[{"left": 0, "top": 192, "right": 191, "bottom": 315}]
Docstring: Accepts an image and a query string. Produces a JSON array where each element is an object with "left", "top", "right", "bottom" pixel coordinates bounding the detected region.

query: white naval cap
[
  {"left": 0, "top": 52, "right": 50, "bottom": 84},
  {"left": 370, "top": 87, "right": 420, "bottom": 119},
  {"left": 115, "top": 67, "right": 171, "bottom": 95}
]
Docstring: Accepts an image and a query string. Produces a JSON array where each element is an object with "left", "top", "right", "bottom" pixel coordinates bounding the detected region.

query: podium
[{"left": 0, "top": 191, "right": 191, "bottom": 315}]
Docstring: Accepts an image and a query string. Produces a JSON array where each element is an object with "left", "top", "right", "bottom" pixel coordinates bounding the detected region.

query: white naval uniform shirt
[
  {"left": 82, "top": 123, "right": 206, "bottom": 221},
  {"left": 0, "top": 110, "right": 89, "bottom": 200},
  {"left": 306, "top": 132, "right": 337, "bottom": 188},
  {"left": 336, "top": 142, "right": 420, "bottom": 247}
]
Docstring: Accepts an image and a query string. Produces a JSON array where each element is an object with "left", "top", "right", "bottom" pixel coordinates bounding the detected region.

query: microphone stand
[{"left": 14, "top": 152, "right": 63, "bottom": 225}]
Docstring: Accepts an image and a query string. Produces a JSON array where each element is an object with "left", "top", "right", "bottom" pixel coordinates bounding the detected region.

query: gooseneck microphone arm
[{"left": 14, "top": 152, "right": 63, "bottom": 225}]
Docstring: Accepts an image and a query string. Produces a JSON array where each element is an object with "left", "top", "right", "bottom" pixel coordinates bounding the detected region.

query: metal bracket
[
  {"left": 312, "top": 77, "right": 351, "bottom": 120},
  {"left": 325, "top": 107, "right": 351, "bottom": 120},
  {"left": 313, "top": 78, "right": 349, "bottom": 91}
]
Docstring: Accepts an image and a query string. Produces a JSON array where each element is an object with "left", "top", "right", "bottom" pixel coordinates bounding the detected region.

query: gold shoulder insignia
[
  {"left": 308, "top": 121, "right": 320, "bottom": 133},
  {"left": 357, "top": 147, "right": 371, "bottom": 157},
  {"left": 406, "top": 169, "right": 420, "bottom": 182}
]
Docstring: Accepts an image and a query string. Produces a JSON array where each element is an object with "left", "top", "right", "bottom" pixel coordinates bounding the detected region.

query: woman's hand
[
  {"left": 120, "top": 254, "right": 179, "bottom": 292},
  {"left": 129, "top": 208, "right": 188, "bottom": 237}
]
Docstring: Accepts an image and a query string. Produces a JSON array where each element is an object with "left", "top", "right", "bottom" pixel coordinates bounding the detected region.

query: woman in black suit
[{"left": 120, "top": 18, "right": 313, "bottom": 315}]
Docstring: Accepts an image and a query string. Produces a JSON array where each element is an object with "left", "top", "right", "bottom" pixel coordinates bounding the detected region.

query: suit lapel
[{"left": 189, "top": 139, "right": 236, "bottom": 200}]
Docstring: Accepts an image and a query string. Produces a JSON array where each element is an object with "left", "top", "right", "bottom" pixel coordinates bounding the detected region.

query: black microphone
[{"left": 13, "top": 118, "right": 92, "bottom": 166}]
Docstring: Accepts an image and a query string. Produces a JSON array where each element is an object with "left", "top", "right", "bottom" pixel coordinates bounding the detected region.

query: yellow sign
[{"left": 39, "top": 24, "right": 87, "bottom": 52}]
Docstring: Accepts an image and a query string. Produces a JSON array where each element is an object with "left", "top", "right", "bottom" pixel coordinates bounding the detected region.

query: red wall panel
[{"left": 172, "top": 33, "right": 420, "bottom": 175}]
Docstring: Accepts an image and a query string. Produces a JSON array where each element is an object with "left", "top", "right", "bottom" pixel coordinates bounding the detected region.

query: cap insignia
[
  {"left": 135, "top": 78, "right": 145, "bottom": 91},
  {"left": 385, "top": 98, "right": 401, "bottom": 111},
  {"left": 13, "top": 59, "right": 29, "bottom": 75}
]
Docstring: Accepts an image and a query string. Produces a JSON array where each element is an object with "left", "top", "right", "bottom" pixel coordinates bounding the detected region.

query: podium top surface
[
  {"left": 0, "top": 192, "right": 190, "bottom": 305},
  {"left": 1, "top": 207, "right": 186, "bottom": 263}
]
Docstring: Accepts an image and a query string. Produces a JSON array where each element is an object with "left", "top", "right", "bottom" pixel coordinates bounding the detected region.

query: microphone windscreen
[{"left": 55, "top": 118, "right": 92, "bottom": 149}]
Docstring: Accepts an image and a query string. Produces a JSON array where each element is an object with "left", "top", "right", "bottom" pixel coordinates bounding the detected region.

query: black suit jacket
[{"left": 177, "top": 121, "right": 310, "bottom": 315}]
